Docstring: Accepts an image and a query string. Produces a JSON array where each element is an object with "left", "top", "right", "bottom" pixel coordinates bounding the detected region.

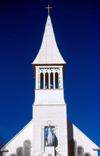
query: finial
[{"left": 45, "top": 5, "right": 52, "bottom": 16}]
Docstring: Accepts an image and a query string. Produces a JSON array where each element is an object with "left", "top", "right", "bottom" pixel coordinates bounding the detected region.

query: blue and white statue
[{"left": 45, "top": 125, "right": 55, "bottom": 146}]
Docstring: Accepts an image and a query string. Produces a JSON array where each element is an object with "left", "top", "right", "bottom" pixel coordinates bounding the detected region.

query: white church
[{"left": 1, "top": 9, "right": 100, "bottom": 156}]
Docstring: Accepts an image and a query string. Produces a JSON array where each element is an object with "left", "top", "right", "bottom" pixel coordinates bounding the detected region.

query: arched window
[
  {"left": 77, "top": 147, "right": 83, "bottom": 156},
  {"left": 10, "top": 154, "right": 16, "bottom": 156},
  {"left": 45, "top": 72, "right": 48, "bottom": 88},
  {"left": 40, "top": 73, "right": 43, "bottom": 89},
  {"left": 55, "top": 72, "right": 58, "bottom": 88},
  {"left": 17, "top": 147, "right": 23, "bottom": 156},
  {"left": 50, "top": 72, "right": 53, "bottom": 89},
  {"left": 24, "top": 140, "right": 31, "bottom": 156},
  {"left": 85, "top": 153, "right": 91, "bottom": 156}
]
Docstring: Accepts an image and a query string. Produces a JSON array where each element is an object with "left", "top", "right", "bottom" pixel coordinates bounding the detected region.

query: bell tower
[{"left": 32, "top": 15, "right": 68, "bottom": 156}]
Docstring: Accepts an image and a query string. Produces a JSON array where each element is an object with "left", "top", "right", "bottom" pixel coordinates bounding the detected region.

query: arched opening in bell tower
[
  {"left": 40, "top": 73, "right": 43, "bottom": 89},
  {"left": 55, "top": 72, "right": 58, "bottom": 88},
  {"left": 45, "top": 72, "right": 49, "bottom": 88},
  {"left": 50, "top": 72, "right": 53, "bottom": 89},
  {"left": 36, "top": 66, "right": 63, "bottom": 89}
]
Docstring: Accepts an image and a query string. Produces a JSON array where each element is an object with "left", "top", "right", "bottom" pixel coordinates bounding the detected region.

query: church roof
[{"left": 32, "top": 15, "right": 66, "bottom": 65}]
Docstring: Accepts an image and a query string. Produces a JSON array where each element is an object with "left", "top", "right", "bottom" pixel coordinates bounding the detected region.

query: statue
[{"left": 45, "top": 125, "right": 55, "bottom": 146}]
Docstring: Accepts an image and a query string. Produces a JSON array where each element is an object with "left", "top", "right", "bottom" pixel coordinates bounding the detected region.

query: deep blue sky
[{"left": 0, "top": 0, "right": 100, "bottom": 154}]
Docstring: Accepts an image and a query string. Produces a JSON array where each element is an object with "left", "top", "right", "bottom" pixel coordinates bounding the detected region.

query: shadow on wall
[
  {"left": 53, "top": 135, "right": 58, "bottom": 148},
  {"left": 67, "top": 120, "right": 91, "bottom": 156}
]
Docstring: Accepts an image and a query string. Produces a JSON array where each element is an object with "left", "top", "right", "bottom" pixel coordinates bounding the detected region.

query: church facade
[{"left": 1, "top": 15, "right": 99, "bottom": 156}]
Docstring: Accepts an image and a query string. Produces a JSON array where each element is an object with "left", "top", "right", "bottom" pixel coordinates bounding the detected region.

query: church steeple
[
  {"left": 32, "top": 15, "right": 66, "bottom": 76},
  {"left": 32, "top": 14, "right": 68, "bottom": 156},
  {"left": 33, "top": 15, "right": 66, "bottom": 105}
]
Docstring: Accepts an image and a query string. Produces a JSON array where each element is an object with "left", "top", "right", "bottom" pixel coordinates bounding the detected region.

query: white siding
[{"left": 73, "top": 124, "right": 99, "bottom": 156}]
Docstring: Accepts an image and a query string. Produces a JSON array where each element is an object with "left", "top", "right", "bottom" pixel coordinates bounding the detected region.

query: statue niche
[{"left": 45, "top": 125, "right": 55, "bottom": 146}]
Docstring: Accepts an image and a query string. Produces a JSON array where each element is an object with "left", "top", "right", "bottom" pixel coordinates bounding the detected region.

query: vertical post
[
  {"left": 35, "top": 66, "right": 39, "bottom": 89},
  {"left": 43, "top": 71, "right": 45, "bottom": 89},
  {"left": 39, "top": 69, "right": 41, "bottom": 89},
  {"left": 57, "top": 70, "right": 60, "bottom": 89},
  {"left": 48, "top": 70, "right": 50, "bottom": 89},
  {"left": 60, "top": 66, "right": 63, "bottom": 88},
  {"left": 53, "top": 70, "right": 55, "bottom": 89},
  {"left": 41, "top": 126, "right": 45, "bottom": 151},
  {"left": 58, "top": 73, "right": 59, "bottom": 89}
]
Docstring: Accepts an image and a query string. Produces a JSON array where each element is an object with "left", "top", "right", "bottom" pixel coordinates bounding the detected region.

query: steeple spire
[
  {"left": 45, "top": 5, "right": 52, "bottom": 16},
  {"left": 32, "top": 14, "right": 66, "bottom": 78},
  {"left": 32, "top": 16, "right": 66, "bottom": 65}
]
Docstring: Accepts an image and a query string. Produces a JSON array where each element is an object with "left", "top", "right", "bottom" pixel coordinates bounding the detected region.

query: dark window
[
  {"left": 40, "top": 73, "right": 43, "bottom": 89},
  {"left": 45, "top": 72, "right": 49, "bottom": 88},
  {"left": 24, "top": 141, "right": 30, "bottom": 156},
  {"left": 55, "top": 72, "right": 58, "bottom": 88},
  {"left": 10, "top": 154, "right": 16, "bottom": 156},
  {"left": 17, "top": 147, "right": 23, "bottom": 156},
  {"left": 50, "top": 72, "right": 53, "bottom": 88},
  {"left": 78, "top": 147, "right": 82, "bottom": 156}
]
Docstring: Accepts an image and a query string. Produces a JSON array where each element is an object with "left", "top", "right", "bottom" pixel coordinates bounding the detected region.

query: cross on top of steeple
[{"left": 45, "top": 5, "right": 52, "bottom": 16}]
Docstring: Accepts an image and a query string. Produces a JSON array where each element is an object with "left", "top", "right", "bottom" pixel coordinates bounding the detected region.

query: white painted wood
[
  {"left": 35, "top": 66, "right": 38, "bottom": 89},
  {"left": 73, "top": 124, "right": 99, "bottom": 156},
  {"left": 45, "top": 146, "right": 55, "bottom": 156},
  {"left": 33, "top": 104, "right": 68, "bottom": 156},
  {"left": 43, "top": 72, "right": 45, "bottom": 89},
  {"left": 48, "top": 72, "right": 50, "bottom": 89},
  {"left": 32, "top": 16, "right": 66, "bottom": 65},
  {"left": 41, "top": 126, "right": 45, "bottom": 151},
  {"left": 60, "top": 66, "right": 63, "bottom": 88},
  {"left": 53, "top": 72, "right": 55, "bottom": 89},
  {"left": 3, "top": 120, "right": 33, "bottom": 156},
  {"left": 34, "top": 89, "right": 66, "bottom": 105}
]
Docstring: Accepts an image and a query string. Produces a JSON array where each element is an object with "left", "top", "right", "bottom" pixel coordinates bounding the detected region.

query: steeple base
[{"left": 34, "top": 89, "right": 65, "bottom": 105}]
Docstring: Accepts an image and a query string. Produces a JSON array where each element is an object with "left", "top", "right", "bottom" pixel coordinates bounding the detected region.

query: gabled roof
[
  {"left": 73, "top": 124, "right": 99, "bottom": 149},
  {"left": 32, "top": 15, "right": 66, "bottom": 65},
  {"left": 1, "top": 120, "right": 33, "bottom": 150}
]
